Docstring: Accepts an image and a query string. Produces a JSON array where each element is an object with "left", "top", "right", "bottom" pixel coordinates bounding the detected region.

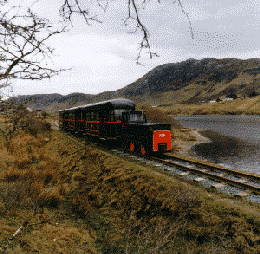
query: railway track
[
  {"left": 151, "top": 154, "right": 260, "bottom": 195},
  {"left": 69, "top": 132, "right": 260, "bottom": 203},
  {"left": 112, "top": 149, "right": 260, "bottom": 203}
]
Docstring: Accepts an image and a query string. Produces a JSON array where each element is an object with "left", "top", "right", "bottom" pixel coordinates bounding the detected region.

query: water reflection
[
  {"left": 174, "top": 115, "right": 260, "bottom": 174},
  {"left": 190, "top": 130, "right": 260, "bottom": 174},
  {"left": 174, "top": 115, "right": 260, "bottom": 144}
]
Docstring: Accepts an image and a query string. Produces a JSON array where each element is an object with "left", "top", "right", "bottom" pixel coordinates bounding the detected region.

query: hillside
[
  {"left": 160, "top": 96, "right": 260, "bottom": 115},
  {"left": 6, "top": 58, "right": 260, "bottom": 113},
  {"left": 123, "top": 58, "right": 260, "bottom": 106},
  {"left": 7, "top": 93, "right": 94, "bottom": 112}
]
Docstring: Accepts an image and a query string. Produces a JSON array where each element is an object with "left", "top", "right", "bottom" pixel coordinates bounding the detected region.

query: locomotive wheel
[
  {"left": 140, "top": 144, "right": 147, "bottom": 155},
  {"left": 129, "top": 141, "right": 135, "bottom": 152}
]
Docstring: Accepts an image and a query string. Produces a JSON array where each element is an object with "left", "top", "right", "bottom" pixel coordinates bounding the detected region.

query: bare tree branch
[
  {"left": 60, "top": 0, "right": 102, "bottom": 24},
  {"left": 0, "top": 6, "right": 68, "bottom": 87},
  {"left": 128, "top": 0, "right": 159, "bottom": 64},
  {"left": 59, "top": 0, "right": 193, "bottom": 63},
  {"left": 177, "top": 0, "right": 194, "bottom": 39}
]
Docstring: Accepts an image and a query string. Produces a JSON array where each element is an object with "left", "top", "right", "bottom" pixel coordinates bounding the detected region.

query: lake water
[{"left": 174, "top": 115, "right": 260, "bottom": 175}]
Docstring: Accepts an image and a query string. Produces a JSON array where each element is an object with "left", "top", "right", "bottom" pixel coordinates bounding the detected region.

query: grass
[
  {"left": 161, "top": 96, "right": 260, "bottom": 115},
  {"left": 137, "top": 104, "right": 182, "bottom": 129},
  {"left": 0, "top": 112, "right": 260, "bottom": 253},
  {"left": 0, "top": 116, "right": 98, "bottom": 253}
]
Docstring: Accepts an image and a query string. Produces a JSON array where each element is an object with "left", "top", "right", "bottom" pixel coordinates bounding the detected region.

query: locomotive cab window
[
  {"left": 123, "top": 111, "right": 147, "bottom": 123},
  {"left": 114, "top": 109, "right": 133, "bottom": 121},
  {"left": 129, "top": 113, "right": 145, "bottom": 123}
]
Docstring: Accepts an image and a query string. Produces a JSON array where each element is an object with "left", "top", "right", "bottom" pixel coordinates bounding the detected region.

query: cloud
[{"left": 5, "top": 0, "right": 260, "bottom": 97}]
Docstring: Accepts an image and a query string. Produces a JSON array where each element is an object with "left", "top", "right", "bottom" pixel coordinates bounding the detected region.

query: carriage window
[
  {"left": 109, "top": 110, "right": 115, "bottom": 121},
  {"left": 95, "top": 112, "right": 99, "bottom": 121},
  {"left": 80, "top": 111, "right": 85, "bottom": 119},
  {"left": 114, "top": 109, "right": 126, "bottom": 121},
  {"left": 114, "top": 109, "right": 125, "bottom": 116},
  {"left": 68, "top": 112, "right": 74, "bottom": 119}
]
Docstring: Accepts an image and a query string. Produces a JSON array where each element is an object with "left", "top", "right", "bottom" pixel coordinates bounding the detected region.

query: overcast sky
[{"left": 3, "top": 0, "right": 260, "bottom": 98}]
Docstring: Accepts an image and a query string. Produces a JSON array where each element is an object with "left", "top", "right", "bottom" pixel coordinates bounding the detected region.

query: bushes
[
  {"left": 17, "top": 116, "right": 51, "bottom": 136},
  {"left": 27, "top": 119, "right": 51, "bottom": 136},
  {"left": 141, "top": 104, "right": 182, "bottom": 129},
  {"left": 3, "top": 101, "right": 51, "bottom": 136},
  {"left": 0, "top": 181, "right": 28, "bottom": 214}
]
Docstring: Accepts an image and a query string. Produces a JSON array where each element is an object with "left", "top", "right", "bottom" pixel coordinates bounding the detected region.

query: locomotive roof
[{"left": 61, "top": 98, "right": 135, "bottom": 111}]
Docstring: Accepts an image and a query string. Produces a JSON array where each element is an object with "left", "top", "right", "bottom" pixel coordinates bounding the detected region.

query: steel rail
[
  {"left": 61, "top": 131, "right": 260, "bottom": 196},
  {"left": 150, "top": 155, "right": 260, "bottom": 194},
  {"left": 163, "top": 154, "right": 260, "bottom": 182}
]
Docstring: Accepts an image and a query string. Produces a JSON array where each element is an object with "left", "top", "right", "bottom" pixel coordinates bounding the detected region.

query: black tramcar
[{"left": 59, "top": 98, "right": 172, "bottom": 154}]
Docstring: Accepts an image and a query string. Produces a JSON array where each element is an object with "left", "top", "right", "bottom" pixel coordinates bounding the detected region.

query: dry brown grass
[
  {"left": 0, "top": 212, "right": 98, "bottom": 253},
  {"left": 138, "top": 104, "right": 182, "bottom": 129},
  {"left": 165, "top": 96, "right": 260, "bottom": 115},
  {"left": 1, "top": 116, "right": 260, "bottom": 253},
  {"left": 47, "top": 131, "right": 260, "bottom": 253},
  {"left": 0, "top": 115, "right": 97, "bottom": 253}
]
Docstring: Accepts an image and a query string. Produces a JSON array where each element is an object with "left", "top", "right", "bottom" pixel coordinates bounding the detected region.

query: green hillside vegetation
[
  {"left": 161, "top": 96, "right": 260, "bottom": 115},
  {"left": 122, "top": 58, "right": 260, "bottom": 105},
  {"left": 7, "top": 58, "right": 260, "bottom": 116},
  {"left": 0, "top": 109, "right": 260, "bottom": 253}
]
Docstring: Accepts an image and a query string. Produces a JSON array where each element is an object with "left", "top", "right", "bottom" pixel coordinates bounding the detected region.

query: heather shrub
[
  {"left": 141, "top": 104, "right": 182, "bottom": 129},
  {"left": 26, "top": 119, "right": 51, "bottom": 136},
  {"left": 15, "top": 114, "right": 51, "bottom": 135},
  {"left": 0, "top": 180, "right": 29, "bottom": 214}
]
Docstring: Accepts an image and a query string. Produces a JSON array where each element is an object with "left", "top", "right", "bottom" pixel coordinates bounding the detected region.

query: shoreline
[{"left": 172, "top": 128, "right": 211, "bottom": 161}]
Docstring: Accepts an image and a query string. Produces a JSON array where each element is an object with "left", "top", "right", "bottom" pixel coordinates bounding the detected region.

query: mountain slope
[
  {"left": 6, "top": 58, "right": 260, "bottom": 112},
  {"left": 7, "top": 93, "right": 94, "bottom": 111},
  {"left": 118, "top": 58, "right": 260, "bottom": 104}
]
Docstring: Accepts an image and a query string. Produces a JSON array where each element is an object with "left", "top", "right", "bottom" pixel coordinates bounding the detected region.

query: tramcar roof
[{"left": 60, "top": 98, "right": 135, "bottom": 112}]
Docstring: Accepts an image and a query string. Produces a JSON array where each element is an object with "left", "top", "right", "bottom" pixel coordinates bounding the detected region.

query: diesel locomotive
[{"left": 59, "top": 98, "right": 172, "bottom": 154}]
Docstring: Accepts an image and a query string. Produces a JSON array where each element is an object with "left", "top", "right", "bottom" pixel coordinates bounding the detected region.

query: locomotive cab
[{"left": 121, "top": 111, "right": 172, "bottom": 154}]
